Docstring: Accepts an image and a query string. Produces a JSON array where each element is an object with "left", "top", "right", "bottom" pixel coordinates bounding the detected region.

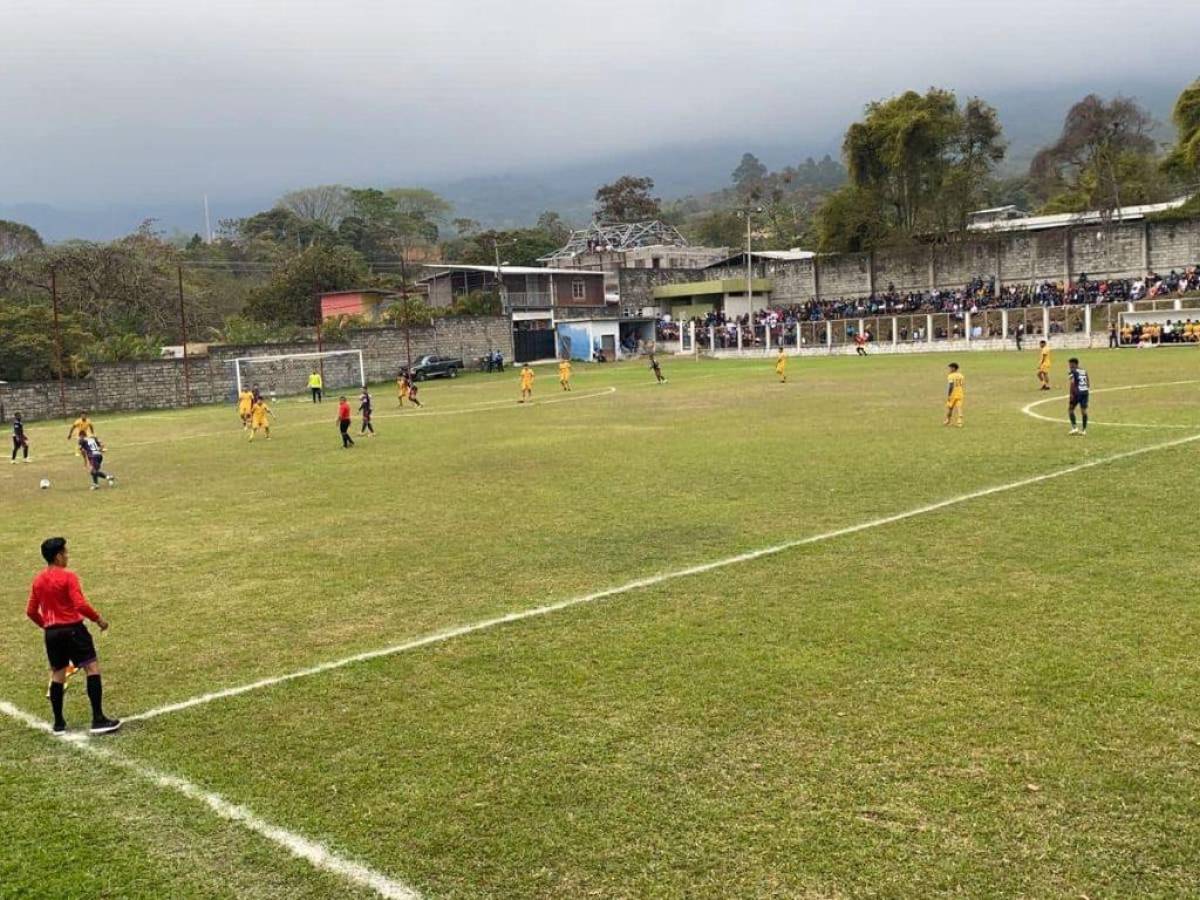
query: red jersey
[
  {"left": 26, "top": 567, "right": 100, "bottom": 629},
  {"left": 337, "top": 401, "right": 351, "bottom": 421}
]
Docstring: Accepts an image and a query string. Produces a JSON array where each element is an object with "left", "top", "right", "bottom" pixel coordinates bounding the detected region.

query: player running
[
  {"left": 337, "top": 396, "right": 355, "bottom": 447},
  {"left": 519, "top": 364, "right": 535, "bottom": 402},
  {"left": 79, "top": 435, "right": 115, "bottom": 489},
  {"left": 558, "top": 358, "right": 572, "bottom": 392},
  {"left": 396, "top": 371, "right": 407, "bottom": 407},
  {"left": 943, "top": 362, "right": 964, "bottom": 428},
  {"left": 67, "top": 411, "right": 95, "bottom": 470},
  {"left": 775, "top": 348, "right": 787, "bottom": 383},
  {"left": 359, "top": 388, "right": 375, "bottom": 435},
  {"left": 1037, "top": 340, "right": 1052, "bottom": 391},
  {"left": 11, "top": 412, "right": 30, "bottom": 463},
  {"left": 26, "top": 537, "right": 120, "bottom": 734},
  {"left": 854, "top": 332, "right": 868, "bottom": 356},
  {"left": 247, "top": 397, "right": 273, "bottom": 441},
  {"left": 237, "top": 386, "right": 254, "bottom": 428},
  {"left": 1067, "top": 357, "right": 1090, "bottom": 436},
  {"left": 650, "top": 355, "right": 665, "bottom": 384},
  {"left": 406, "top": 375, "right": 423, "bottom": 408}
]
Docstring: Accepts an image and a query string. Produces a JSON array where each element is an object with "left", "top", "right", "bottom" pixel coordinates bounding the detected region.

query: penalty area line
[
  {"left": 125, "top": 429, "right": 1200, "bottom": 725},
  {"left": 0, "top": 700, "right": 422, "bottom": 900}
]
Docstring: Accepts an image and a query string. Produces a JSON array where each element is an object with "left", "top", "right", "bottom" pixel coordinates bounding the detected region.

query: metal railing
[{"left": 504, "top": 291, "right": 553, "bottom": 309}]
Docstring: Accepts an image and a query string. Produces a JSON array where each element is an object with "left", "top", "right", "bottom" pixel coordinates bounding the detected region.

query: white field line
[
  {"left": 125, "top": 429, "right": 1200, "bottom": 725},
  {"left": 1021, "top": 379, "right": 1200, "bottom": 429},
  {"left": 0, "top": 700, "right": 421, "bottom": 900}
]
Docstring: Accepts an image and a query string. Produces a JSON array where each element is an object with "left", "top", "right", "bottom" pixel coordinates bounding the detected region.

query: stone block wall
[{"left": 2, "top": 317, "right": 513, "bottom": 423}]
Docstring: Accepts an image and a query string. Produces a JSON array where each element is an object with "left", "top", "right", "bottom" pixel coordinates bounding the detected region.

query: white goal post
[{"left": 232, "top": 349, "right": 366, "bottom": 397}]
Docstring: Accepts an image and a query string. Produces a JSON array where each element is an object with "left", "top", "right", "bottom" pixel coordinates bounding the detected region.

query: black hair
[
  {"left": 948, "top": 362, "right": 959, "bottom": 370},
  {"left": 41, "top": 537, "right": 67, "bottom": 564},
  {"left": 1068, "top": 357, "right": 1079, "bottom": 364}
]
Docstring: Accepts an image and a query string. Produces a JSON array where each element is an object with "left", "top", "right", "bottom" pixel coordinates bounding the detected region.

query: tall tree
[
  {"left": 278, "top": 185, "right": 352, "bottom": 228},
  {"left": 594, "top": 176, "right": 661, "bottom": 223},
  {"left": 244, "top": 244, "right": 367, "bottom": 326},
  {"left": 815, "top": 88, "right": 1004, "bottom": 251},
  {"left": 1029, "top": 94, "right": 1161, "bottom": 214},
  {"left": 536, "top": 210, "right": 570, "bottom": 244},
  {"left": 1163, "top": 77, "right": 1200, "bottom": 180},
  {"left": 731, "top": 152, "right": 768, "bottom": 197},
  {"left": 0, "top": 220, "right": 43, "bottom": 260}
]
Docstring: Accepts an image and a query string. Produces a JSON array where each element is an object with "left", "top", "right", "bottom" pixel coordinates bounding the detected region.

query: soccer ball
[{"left": 39, "top": 478, "right": 51, "bottom": 490}]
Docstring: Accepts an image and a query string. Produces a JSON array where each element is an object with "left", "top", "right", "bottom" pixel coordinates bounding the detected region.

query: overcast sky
[{"left": 1, "top": 0, "right": 1194, "bottom": 207}]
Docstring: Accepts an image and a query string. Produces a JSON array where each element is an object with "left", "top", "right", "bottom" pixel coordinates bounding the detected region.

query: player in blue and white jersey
[{"left": 1067, "top": 358, "right": 1090, "bottom": 436}]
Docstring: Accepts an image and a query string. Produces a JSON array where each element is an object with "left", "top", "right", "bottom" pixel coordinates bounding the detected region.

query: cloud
[{"left": 1, "top": 0, "right": 1193, "bottom": 205}]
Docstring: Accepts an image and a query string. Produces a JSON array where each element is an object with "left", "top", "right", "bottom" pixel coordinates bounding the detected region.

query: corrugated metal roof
[
  {"left": 967, "top": 197, "right": 1191, "bottom": 233},
  {"left": 420, "top": 264, "right": 605, "bottom": 278}
]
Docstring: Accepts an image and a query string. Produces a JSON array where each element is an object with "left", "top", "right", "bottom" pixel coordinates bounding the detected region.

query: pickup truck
[{"left": 409, "top": 355, "right": 465, "bottom": 381}]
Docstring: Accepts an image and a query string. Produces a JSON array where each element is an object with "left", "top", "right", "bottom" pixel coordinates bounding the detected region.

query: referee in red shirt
[{"left": 26, "top": 537, "right": 120, "bottom": 734}]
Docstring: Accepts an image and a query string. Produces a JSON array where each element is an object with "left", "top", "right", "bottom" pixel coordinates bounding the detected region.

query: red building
[{"left": 319, "top": 289, "right": 394, "bottom": 323}]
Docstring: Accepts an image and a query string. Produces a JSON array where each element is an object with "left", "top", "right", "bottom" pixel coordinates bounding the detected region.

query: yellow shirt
[
  {"left": 238, "top": 390, "right": 254, "bottom": 414},
  {"left": 308, "top": 372, "right": 323, "bottom": 389},
  {"left": 947, "top": 372, "right": 965, "bottom": 397},
  {"left": 1039, "top": 347, "right": 1051, "bottom": 370},
  {"left": 520, "top": 368, "right": 534, "bottom": 388},
  {"left": 775, "top": 353, "right": 787, "bottom": 372},
  {"left": 558, "top": 361, "right": 571, "bottom": 380},
  {"left": 70, "top": 417, "right": 94, "bottom": 437},
  {"left": 251, "top": 401, "right": 270, "bottom": 424}
]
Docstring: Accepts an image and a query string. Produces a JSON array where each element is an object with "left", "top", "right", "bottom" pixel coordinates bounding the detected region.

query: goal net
[{"left": 232, "top": 350, "right": 366, "bottom": 399}]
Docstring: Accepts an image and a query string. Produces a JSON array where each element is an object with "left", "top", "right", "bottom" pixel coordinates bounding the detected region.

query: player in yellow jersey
[
  {"left": 775, "top": 348, "right": 787, "bottom": 383},
  {"left": 237, "top": 387, "right": 254, "bottom": 428},
  {"left": 519, "top": 364, "right": 535, "bottom": 403},
  {"left": 1037, "top": 340, "right": 1051, "bottom": 391},
  {"left": 558, "top": 358, "right": 572, "bottom": 392},
  {"left": 943, "top": 362, "right": 964, "bottom": 427},
  {"left": 395, "top": 372, "right": 407, "bottom": 407},
  {"left": 247, "top": 398, "right": 274, "bottom": 440},
  {"left": 67, "top": 411, "right": 96, "bottom": 469}
]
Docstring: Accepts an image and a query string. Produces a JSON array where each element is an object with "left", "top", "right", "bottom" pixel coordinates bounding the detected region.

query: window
[{"left": 572, "top": 279, "right": 586, "bottom": 300}]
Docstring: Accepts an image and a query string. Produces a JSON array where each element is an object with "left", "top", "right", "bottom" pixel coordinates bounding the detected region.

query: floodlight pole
[
  {"left": 313, "top": 277, "right": 325, "bottom": 379},
  {"left": 177, "top": 265, "right": 192, "bottom": 406},
  {"left": 50, "top": 266, "right": 67, "bottom": 416}
]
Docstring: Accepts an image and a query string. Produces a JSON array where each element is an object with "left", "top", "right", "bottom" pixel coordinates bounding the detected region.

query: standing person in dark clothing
[
  {"left": 26, "top": 537, "right": 120, "bottom": 734},
  {"left": 359, "top": 388, "right": 375, "bottom": 436},
  {"left": 11, "top": 412, "right": 30, "bottom": 463},
  {"left": 337, "top": 396, "right": 355, "bottom": 448},
  {"left": 1109, "top": 324, "right": 1119, "bottom": 348}
]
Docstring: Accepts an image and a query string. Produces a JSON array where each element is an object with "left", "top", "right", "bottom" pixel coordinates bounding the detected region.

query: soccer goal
[{"left": 232, "top": 349, "right": 366, "bottom": 398}]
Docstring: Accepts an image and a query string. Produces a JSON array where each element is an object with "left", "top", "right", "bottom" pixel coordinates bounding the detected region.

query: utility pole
[
  {"left": 397, "top": 249, "right": 414, "bottom": 372},
  {"left": 492, "top": 237, "right": 510, "bottom": 311},
  {"left": 313, "top": 276, "right": 325, "bottom": 379},
  {"left": 177, "top": 266, "right": 192, "bottom": 406},
  {"left": 50, "top": 266, "right": 67, "bottom": 416},
  {"left": 736, "top": 205, "right": 763, "bottom": 328}
]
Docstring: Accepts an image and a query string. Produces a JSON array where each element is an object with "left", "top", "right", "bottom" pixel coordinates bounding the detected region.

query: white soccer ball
[{"left": 39, "top": 478, "right": 51, "bottom": 490}]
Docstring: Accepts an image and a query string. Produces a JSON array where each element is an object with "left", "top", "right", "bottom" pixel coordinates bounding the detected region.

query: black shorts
[
  {"left": 44, "top": 622, "right": 97, "bottom": 670},
  {"left": 1071, "top": 392, "right": 1089, "bottom": 409}
]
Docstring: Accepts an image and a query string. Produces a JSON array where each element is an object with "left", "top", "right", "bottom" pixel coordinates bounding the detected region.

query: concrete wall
[
  {"left": 633, "top": 218, "right": 1200, "bottom": 312},
  {"left": 2, "top": 317, "right": 513, "bottom": 423}
]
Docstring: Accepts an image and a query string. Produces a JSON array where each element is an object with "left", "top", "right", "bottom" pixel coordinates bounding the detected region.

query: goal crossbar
[{"left": 232, "top": 349, "right": 365, "bottom": 395}]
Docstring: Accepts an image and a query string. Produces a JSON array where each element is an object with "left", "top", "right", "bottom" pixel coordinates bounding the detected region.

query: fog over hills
[{"left": 2, "top": 79, "right": 1181, "bottom": 244}]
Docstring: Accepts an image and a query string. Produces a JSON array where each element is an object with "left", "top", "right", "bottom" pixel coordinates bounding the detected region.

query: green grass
[{"left": 3, "top": 348, "right": 1200, "bottom": 898}]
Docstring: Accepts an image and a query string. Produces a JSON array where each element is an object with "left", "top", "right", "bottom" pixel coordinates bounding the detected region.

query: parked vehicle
[{"left": 410, "top": 355, "right": 465, "bottom": 380}]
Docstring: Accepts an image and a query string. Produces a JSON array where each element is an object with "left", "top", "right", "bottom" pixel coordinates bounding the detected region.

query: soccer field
[{"left": 3, "top": 349, "right": 1200, "bottom": 898}]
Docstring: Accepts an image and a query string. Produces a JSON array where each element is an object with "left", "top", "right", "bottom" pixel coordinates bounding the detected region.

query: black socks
[
  {"left": 86, "top": 674, "right": 105, "bottom": 722},
  {"left": 49, "top": 681, "right": 65, "bottom": 728}
]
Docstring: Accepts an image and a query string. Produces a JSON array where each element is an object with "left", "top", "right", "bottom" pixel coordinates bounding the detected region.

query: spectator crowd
[{"left": 657, "top": 268, "right": 1200, "bottom": 343}]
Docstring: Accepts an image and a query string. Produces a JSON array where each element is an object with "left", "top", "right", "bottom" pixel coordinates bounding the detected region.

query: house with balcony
[{"left": 421, "top": 264, "right": 612, "bottom": 361}]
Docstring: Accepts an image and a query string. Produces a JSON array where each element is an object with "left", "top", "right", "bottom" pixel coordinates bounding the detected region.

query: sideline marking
[
  {"left": 0, "top": 700, "right": 421, "bottom": 899},
  {"left": 125, "top": 429, "right": 1200, "bottom": 724},
  {"left": 1021, "top": 379, "right": 1200, "bottom": 429}
]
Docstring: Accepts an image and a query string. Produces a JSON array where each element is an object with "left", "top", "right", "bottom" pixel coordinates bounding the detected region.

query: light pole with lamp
[{"left": 736, "top": 205, "right": 763, "bottom": 343}]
